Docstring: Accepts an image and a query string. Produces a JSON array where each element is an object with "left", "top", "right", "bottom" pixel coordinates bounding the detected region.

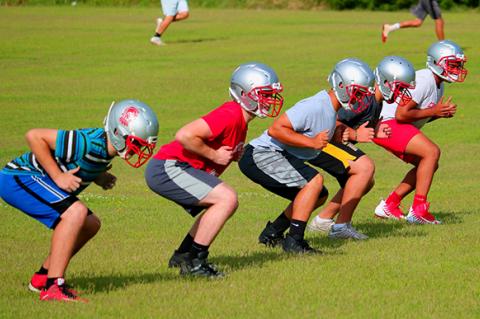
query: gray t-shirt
[{"left": 249, "top": 90, "right": 337, "bottom": 160}]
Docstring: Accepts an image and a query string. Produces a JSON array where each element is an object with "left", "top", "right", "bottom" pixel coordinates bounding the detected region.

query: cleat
[
  {"left": 406, "top": 202, "right": 441, "bottom": 224},
  {"left": 307, "top": 217, "right": 334, "bottom": 233},
  {"left": 374, "top": 199, "right": 405, "bottom": 220},
  {"left": 258, "top": 221, "right": 285, "bottom": 247},
  {"left": 150, "top": 36, "right": 165, "bottom": 46},
  {"left": 39, "top": 279, "right": 87, "bottom": 303},
  {"left": 168, "top": 250, "right": 190, "bottom": 268},
  {"left": 328, "top": 223, "right": 368, "bottom": 240},
  {"left": 179, "top": 251, "right": 224, "bottom": 278},
  {"left": 28, "top": 273, "right": 47, "bottom": 293},
  {"left": 282, "top": 234, "right": 320, "bottom": 254},
  {"left": 382, "top": 24, "right": 389, "bottom": 43}
]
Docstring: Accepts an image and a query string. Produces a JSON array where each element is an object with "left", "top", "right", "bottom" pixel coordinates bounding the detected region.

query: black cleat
[
  {"left": 258, "top": 221, "right": 285, "bottom": 247},
  {"left": 282, "top": 234, "right": 320, "bottom": 254},
  {"left": 180, "top": 251, "right": 225, "bottom": 278},
  {"left": 168, "top": 250, "right": 190, "bottom": 268}
]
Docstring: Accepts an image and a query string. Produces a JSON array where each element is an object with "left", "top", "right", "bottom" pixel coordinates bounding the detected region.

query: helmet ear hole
[{"left": 338, "top": 82, "right": 344, "bottom": 88}]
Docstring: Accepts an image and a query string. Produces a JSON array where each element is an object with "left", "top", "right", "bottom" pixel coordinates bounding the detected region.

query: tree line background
[{"left": 1, "top": 0, "right": 479, "bottom": 11}]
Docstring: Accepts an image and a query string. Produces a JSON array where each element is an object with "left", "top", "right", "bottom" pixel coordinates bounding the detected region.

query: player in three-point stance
[
  {"left": 238, "top": 58, "right": 375, "bottom": 252},
  {"left": 308, "top": 56, "right": 416, "bottom": 237},
  {"left": 0, "top": 100, "right": 159, "bottom": 302},
  {"left": 145, "top": 62, "right": 284, "bottom": 277},
  {"left": 373, "top": 40, "right": 467, "bottom": 224}
]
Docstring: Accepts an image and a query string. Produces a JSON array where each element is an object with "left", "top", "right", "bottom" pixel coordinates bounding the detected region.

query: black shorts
[
  {"left": 238, "top": 145, "right": 328, "bottom": 201},
  {"left": 145, "top": 158, "right": 222, "bottom": 217},
  {"left": 411, "top": 0, "right": 442, "bottom": 20},
  {"left": 308, "top": 141, "right": 365, "bottom": 188}
]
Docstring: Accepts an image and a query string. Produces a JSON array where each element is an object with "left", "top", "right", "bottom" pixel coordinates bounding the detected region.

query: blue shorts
[
  {"left": 0, "top": 172, "right": 80, "bottom": 229},
  {"left": 161, "top": 0, "right": 189, "bottom": 17}
]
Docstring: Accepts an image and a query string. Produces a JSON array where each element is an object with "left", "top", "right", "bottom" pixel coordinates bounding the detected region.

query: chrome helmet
[
  {"left": 328, "top": 58, "right": 375, "bottom": 113},
  {"left": 104, "top": 99, "right": 159, "bottom": 168},
  {"left": 229, "top": 62, "right": 284, "bottom": 118},
  {"left": 375, "top": 56, "right": 416, "bottom": 106},
  {"left": 427, "top": 40, "right": 467, "bottom": 83}
]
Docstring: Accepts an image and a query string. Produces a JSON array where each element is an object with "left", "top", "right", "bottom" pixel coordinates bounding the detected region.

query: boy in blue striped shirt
[{"left": 0, "top": 100, "right": 159, "bottom": 302}]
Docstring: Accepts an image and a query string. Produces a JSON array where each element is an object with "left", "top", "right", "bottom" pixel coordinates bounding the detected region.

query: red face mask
[
  {"left": 387, "top": 80, "right": 416, "bottom": 107},
  {"left": 123, "top": 135, "right": 156, "bottom": 168},
  {"left": 438, "top": 55, "right": 468, "bottom": 82},
  {"left": 247, "top": 84, "right": 284, "bottom": 117},
  {"left": 346, "top": 84, "right": 374, "bottom": 113}
]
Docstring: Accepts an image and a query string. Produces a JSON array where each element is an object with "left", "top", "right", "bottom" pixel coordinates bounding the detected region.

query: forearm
[
  {"left": 268, "top": 127, "right": 315, "bottom": 148},
  {"left": 26, "top": 131, "right": 62, "bottom": 179},
  {"left": 396, "top": 108, "right": 435, "bottom": 123},
  {"left": 179, "top": 135, "right": 217, "bottom": 161}
]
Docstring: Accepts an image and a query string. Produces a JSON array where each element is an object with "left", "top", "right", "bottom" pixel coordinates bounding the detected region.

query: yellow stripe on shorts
[{"left": 322, "top": 143, "right": 357, "bottom": 169}]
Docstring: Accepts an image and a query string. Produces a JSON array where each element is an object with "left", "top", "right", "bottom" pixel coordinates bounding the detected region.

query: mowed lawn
[{"left": 0, "top": 6, "right": 479, "bottom": 318}]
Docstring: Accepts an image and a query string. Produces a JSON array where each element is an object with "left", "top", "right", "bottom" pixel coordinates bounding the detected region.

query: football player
[
  {"left": 373, "top": 40, "right": 467, "bottom": 224},
  {"left": 145, "top": 62, "right": 284, "bottom": 277},
  {"left": 0, "top": 100, "right": 159, "bottom": 302},
  {"left": 238, "top": 58, "right": 375, "bottom": 252},
  {"left": 308, "top": 56, "right": 416, "bottom": 237}
]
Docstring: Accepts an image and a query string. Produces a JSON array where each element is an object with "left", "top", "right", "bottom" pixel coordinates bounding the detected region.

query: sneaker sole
[{"left": 28, "top": 283, "right": 42, "bottom": 293}]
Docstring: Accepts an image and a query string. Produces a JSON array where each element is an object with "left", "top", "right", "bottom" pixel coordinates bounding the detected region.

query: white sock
[
  {"left": 390, "top": 23, "right": 400, "bottom": 32},
  {"left": 315, "top": 216, "right": 333, "bottom": 223}
]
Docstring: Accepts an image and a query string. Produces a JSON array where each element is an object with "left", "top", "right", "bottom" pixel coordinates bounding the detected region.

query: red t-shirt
[{"left": 154, "top": 101, "right": 247, "bottom": 176}]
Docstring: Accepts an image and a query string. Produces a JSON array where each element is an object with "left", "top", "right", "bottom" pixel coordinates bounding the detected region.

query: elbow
[
  {"left": 25, "top": 129, "right": 38, "bottom": 145},
  {"left": 267, "top": 126, "right": 279, "bottom": 139},
  {"left": 175, "top": 128, "right": 192, "bottom": 146}
]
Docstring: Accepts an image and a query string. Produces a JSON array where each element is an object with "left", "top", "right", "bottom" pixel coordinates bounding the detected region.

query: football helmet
[
  {"left": 104, "top": 100, "right": 159, "bottom": 168},
  {"left": 375, "top": 56, "right": 416, "bottom": 106},
  {"left": 427, "top": 40, "right": 467, "bottom": 83},
  {"left": 229, "top": 62, "right": 284, "bottom": 118},
  {"left": 328, "top": 58, "right": 375, "bottom": 113}
]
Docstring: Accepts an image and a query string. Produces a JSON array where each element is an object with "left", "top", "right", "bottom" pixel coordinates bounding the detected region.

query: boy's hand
[
  {"left": 375, "top": 122, "right": 392, "bottom": 139},
  {"left": 433, "top": 96, "right": 457, "bottom": 118},
  {"left": 311, "top": 130, "right": 329, "bottom": 150},
  {"left": 94, "top": 171, "right": 117, "bottom": 190},
  {"left": 53, "top": 167, "right": 82, "bottom": 193},
  {"left": 355, "top": 121, "right": 375, "bottom": 142},
  {"left": 213, "top": 146, "right": 234, "bottom": 165}
]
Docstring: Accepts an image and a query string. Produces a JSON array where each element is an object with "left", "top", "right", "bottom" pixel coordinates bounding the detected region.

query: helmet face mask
[
  {"left": 229, "top": 62, "right": 284, "bottom": 118},
  {"left": 104, "top": 100, "right": 159, "bottom": 168},
  {"left": 426, "top": 40, "right": 468, "bottom": 83},
  {"left": 328, "top": 58, "right": 375, "bottom": 114},
  {"left": 375, "top": 56, "right": 416, "bottom": 106}
]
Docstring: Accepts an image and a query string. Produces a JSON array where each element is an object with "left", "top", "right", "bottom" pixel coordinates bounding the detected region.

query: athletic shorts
[
  {"left": 161, "top": 0, "right": 189, "bottom": 17},
  {"left": 372, "top": 119, "right": 421, "bottom": 163},
  {"left": 145, "top": 158, "right": 222, "bottom": 217},
  {"left": 308, "top": 141, "right": 365, "bottom": 188},
  {"left": 238, "top": 145, "right": 328, "bottom": 201},
  {"left": 0, "top": 172, "right": 80, "bottom": 229},
  {"left": 411, "top": 0, "right": 442, "bottom": 20}
]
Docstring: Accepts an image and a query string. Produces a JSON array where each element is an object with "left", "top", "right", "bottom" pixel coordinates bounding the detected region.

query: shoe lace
[{"left": 59, "top": 285, "right": 76, "bottom": 299}]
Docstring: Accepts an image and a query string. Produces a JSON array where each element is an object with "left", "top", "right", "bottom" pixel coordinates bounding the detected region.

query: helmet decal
[{"left": 119, "top": 106, "right": 140, "bottom": 127}]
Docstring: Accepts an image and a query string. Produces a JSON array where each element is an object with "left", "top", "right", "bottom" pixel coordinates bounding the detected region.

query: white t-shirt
[{"left": 380, "top": 68, "right": 444, "bottom": 129}]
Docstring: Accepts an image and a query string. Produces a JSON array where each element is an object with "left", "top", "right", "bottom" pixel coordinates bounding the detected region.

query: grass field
[{"left": 0, "top": 6, "right": 479, "bottom": 318}]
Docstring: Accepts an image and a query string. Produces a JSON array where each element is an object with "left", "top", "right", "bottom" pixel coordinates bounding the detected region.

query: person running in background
[
  {"left": 382, "top": 0, "right": 445, "bottom": 43},
  {"left": 150, "top": 0, "right": 190, "bottom": 46}
]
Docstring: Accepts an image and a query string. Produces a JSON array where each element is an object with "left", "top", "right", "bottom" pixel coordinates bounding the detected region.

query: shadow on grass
[
  {"left": 434, "top": 211, "right": 465, "bottom": 224},
  {"left": 169, "top": 37, "right": 228, "bottom": 44},
  {"left": 73, "top": 271, "right": 178, "bottom": 293},
  {"left": 211, "top": 250, "right": 286, "bottom": 272}
]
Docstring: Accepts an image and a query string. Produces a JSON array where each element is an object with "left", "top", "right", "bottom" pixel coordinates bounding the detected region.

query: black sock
[
  {"left": 189, "top": 241, "right": 209, "bottom": 259},
  {"left": 177, "top": 233, "right": 194, "bottom": 253},
  {"left": 37, "top": 266, "right": 48, "bottom": 275},
  {"left": 155, "top": 32, "right": 162, "bottom": 38},
  {"left": 271, "top": 212, "right": 290, "bottom": 233},
  {"left": 46, "top": 277, "right": 59, "bottom": 289},
  {"left": 289, "top": 219, "right": 307, "bottom": 241}
]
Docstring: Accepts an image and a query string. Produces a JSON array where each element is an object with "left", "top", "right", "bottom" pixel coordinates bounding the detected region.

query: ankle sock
[
  {"left": 386, "top": 191, "right": 402, "bottom": 206},
  {"left": 289, "top": 219, "right": 306, "bottom": 241},
  {"left": 413, "top": 194, "right": 427, "bottom": 207},
  {"left": 271, "top": 212, "right": 290, "bottom": 233},
  {"left": 177, "top": 233, "right": 194, "bottom": 253},
  {"left": 37, "top": 266, "right": 48, "bottom": 275},
  {"left": 190, "top": 241, "right": 209, "bottom": 259}
]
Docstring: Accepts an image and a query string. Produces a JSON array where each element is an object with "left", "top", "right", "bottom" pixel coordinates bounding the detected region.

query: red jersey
[{"left": 154, "top": 101, "right": 247, "bottom": 176}]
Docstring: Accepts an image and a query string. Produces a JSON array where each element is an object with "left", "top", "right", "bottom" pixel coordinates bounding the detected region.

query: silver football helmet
[
  {"left": 427, "top": 40, "right": 467, "bottom": 83},
  {"left": 375, "top": 56, "right": 416, "bottom": 106},
  {"left": 328, "top": 58, "right": 375, "bottom": 113},
  {"left": 104, "top": 99, "right": 159, "bottom": 168},
  {"left": 229, "top": 62, "right": 284, "bottom": 118}
]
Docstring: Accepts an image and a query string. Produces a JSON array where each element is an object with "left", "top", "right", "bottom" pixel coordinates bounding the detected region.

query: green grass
[{"left": 1, "top": 6, "right": 480, "bottom": 318}]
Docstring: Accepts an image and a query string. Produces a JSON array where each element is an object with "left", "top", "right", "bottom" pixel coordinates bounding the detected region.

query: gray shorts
[
  {"left": 411, "top": 0, "right": 442, "bottom": 20},
  {"left": 145, "top": 159, "right": 222, "bottom": 216}
]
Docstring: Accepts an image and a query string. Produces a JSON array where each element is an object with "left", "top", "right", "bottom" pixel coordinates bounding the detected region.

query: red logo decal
[{"left": 119, "top": 106, "right": 139, "bottom": 126}]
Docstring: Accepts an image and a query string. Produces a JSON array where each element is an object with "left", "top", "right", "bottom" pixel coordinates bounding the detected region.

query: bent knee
[
  {"left": 351, "top": 156, "right": 375, "bottom": 176},
  {"left": 63, "top": 201, "right": 89, "bottom": 223},
  {"left": 86, "top": 214, "right": 102, "bottom": 233}
]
